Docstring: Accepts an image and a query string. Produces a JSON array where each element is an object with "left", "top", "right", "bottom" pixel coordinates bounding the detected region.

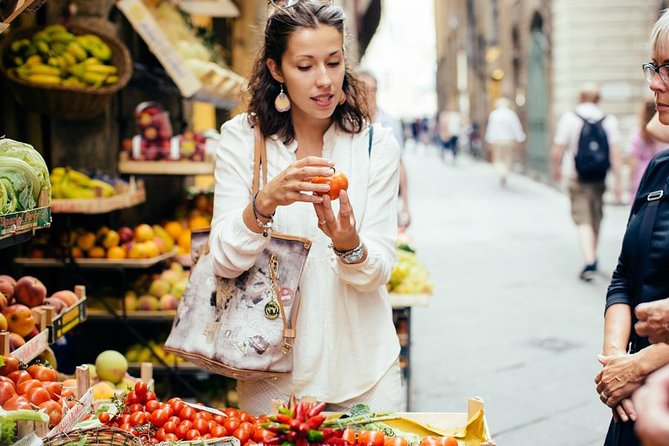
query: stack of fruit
[
  {"left": 0, "top": 274, "right": 82, "bottom": 351},
  {"left": 6, "top": 24, "right": 119, "bottom": 88},
  {"left": 122, "top": 262, "right": 189, "bottom": 312},
  {"left": 387, "top": 238, "right": 434, "bottom": 295},
  {"left": 68, "top": 224, "right": 173, "bottom": 260},
  {"left": 125, "top": 340, "right": 184, "bottom": 366},
  {"left": 50, "top": 167, "right": 116, "bottom": 199}
]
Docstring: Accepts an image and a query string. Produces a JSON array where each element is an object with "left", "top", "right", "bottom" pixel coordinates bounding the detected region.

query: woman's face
[
  {"left": 650, "top": 43, "right": 669, "bottom": 124},
  {"left": 268, "top": 25, "right": 345, "bottom": 122}
]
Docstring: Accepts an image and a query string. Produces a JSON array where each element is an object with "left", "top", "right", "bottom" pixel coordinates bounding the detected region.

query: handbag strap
[
  {"left": 252, "top": 125, "right": 301, "bottom": 350},
  {"left": 630, "top": 184, "right": 667, "bottom": 351}
]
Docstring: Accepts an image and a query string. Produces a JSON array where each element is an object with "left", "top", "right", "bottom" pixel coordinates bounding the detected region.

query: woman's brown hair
[{"left": 246, "top": 1, "right": 369, "bottom": 143}]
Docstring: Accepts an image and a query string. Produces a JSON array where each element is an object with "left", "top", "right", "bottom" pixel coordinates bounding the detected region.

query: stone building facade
[{"left": 435, "top": 0, "right": 663, "bottom": 177}]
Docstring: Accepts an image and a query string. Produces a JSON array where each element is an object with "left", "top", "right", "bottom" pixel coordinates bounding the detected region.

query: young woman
[
  {"left": 628, "top": 99, "right": 664, "bottom": 203},
  {"left": 209, "top": 0, "right": 402, "bottom": 415},
  {"left": 595, "top": 9, "right": 669, "bottom": 446}
]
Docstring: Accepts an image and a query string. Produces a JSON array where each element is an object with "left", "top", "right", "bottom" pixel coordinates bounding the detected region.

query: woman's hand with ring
[
  {"left": 255, "top": 157, "right": 334, "bottom": 215},
  {"left": 595, "top": 353, "right": 645, "bottom": 408}
]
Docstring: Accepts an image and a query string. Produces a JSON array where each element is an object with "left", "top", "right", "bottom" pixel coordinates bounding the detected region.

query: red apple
[
  {"left": 118, "top": 227, "right": 134, "bottom": 244},
  {"left": 50, "top": 290, "right": 77, "bottom": 308},
  {"left": 44, "top": 298, "right": 66, "bottom": 315},
  {"left": 13, "top": 277, "right": 46, "bottom": 308},
  {"left": 8, "top": 333, "right": 25, "bottom": 351},
  {"left": 0, "top": 279, "right": 15, "bottom": 301}
]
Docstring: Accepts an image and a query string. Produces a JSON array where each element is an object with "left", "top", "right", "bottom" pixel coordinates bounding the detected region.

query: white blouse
[{"left": 210, "top": 113, "right": 401, "bottom": 403}]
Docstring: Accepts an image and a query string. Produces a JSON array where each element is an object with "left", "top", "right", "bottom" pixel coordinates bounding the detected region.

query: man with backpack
[{"left": 550, "top": 83, "right": 623, "bottom": 281}]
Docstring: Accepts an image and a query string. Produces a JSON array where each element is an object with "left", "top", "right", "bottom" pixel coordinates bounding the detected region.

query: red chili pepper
[
  {"left": 321, "top": 429, "right": 341, "bottom": 440},
  {"left": 305, "top": 414, "right": 326, "bottom": 430},
  {"left": 288, "top": 395, "right": 297, "bottom": 413},
  {"left": 286, "top": 431, "right": 298, "bottom": 442},
  {"left": 307, "top": 402, "right": 327, "bottom": 418},
  {"left": 295, "top": 402, "right": 305, "bottom": 421},
  {"left": 267, "top": 435, "right": 287, "bottom": 444},
  {"left": 325, "top": 438, "right": 350, "bottom": 446},
  {"left": 296, "top": 438, "right": 308, "bottom": 446},
  {"left": 262, "top": 422, "right": 290, "bottom": 433},
  {"left": 277, "top": 414, "right": 293, "bottom": 425},
  {"left": 297, "top": 422, "right": 308, "bottom": 434}
]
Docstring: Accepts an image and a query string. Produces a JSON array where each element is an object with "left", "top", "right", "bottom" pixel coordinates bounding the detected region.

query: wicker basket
[
  {"left": 43, "top": 427, "right": 143, "bottom": 446},
  {"left": 0, "top": 24, "right": 132, "bottom": 120}
]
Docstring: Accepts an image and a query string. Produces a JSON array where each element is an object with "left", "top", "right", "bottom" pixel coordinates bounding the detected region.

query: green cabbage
[
  {"left": 0, "top": 138, "right": 50, "bottom": 195},
  {"left": 0, "top": 157, "right": 40, "bottom": 213}
]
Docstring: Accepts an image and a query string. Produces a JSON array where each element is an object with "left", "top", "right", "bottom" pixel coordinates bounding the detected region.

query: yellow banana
[
  {"left": 61, "top": 52, "right": 76, "bottom": 66},
  {"left": 25, "top": 64, "right": 61, "bottom": 76},
  {"left": 25, "top": 54, "right": 43, "bottom": 66},
  {"left": 65, "top": 169, "right": 92, "bottom": 187},
  {"left": 51, "top": 167, "right": 66, "bottom": 178},
  {"left": 12, "top": 57, "right": 24, "bottom": 67},
  {"left": 104, "top": 75, "right": 118, "bottom": 85},
  {"left": 82, "top": 57, "right": 101, "bottom": 66},
  {"left": 25, "top": 74, "right": 62, "bottom": 85},
  {"left": 10, "top": 39, "right": 31, "bottom": 54},
  {"left": 90, "top": 179, "right": 116, "bottom": 197},
  {"left": 78, "top": 71, "right": 108, "bottom": 87},
  {"left": 84, "top": 64, "right": 117, "bottom": 75},
  {"left": 66, "top": 42, "right": 87, "bottom": 62},
  {"left": 44, "top": 24, "right": 68, "bottom": 35},
  {"left": 32, "top": 31, "right": 52, "bottom": 43},
  {"left": 35, "top": 40, "right": 51, "bottom": 56},
  {"left": 49, "top": 31, "right": 75, "bottom": 44},
  {"left": 51, "top": 42, "right": 66, "bottom": 56},
  {"left": 62, "top": 76, "right": 87, "bottom": 88},
  {"left": 50, "top": 182, "right": 62, "bottom": 199}
]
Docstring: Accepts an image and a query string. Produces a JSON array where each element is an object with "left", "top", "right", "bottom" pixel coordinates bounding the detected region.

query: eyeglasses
[
  {"left": 268, "top": 0, "right": 333, "bottom": 10},
  {"left": 643, "top": 62, "right": 669, "bottom": 84}
]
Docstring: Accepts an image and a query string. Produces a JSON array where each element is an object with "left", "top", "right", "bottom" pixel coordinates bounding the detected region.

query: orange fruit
[
  {"left": 88, "top": 246, "right": 106, "bottom": 259},
  {"left": 164, "top": 221, "right": 183, "bottom": 241},
  {"left": 107, "top": 246, "right": 126, "bottom": 260},
  {"left": 134, "top": 224, "right": 154, "bottom": 242},
  {"left": 178, "top": 230, "right": 191, "bottom": 252},
  {"left": 188, "top": 215, "right": 210, "bottom": 230}
]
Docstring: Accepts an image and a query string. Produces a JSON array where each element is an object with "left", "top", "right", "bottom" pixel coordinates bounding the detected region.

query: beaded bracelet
[{"left": 252, "top": 192, "right": 274, "bottom": 237}]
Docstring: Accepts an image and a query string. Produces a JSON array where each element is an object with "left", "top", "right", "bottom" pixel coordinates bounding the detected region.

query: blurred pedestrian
[
  {"left": 628, "top": 98, "right": 664, "bottom": 203},
  {"left": 360, "top": 71, "right": 411, "bottom": 230},
  {"left": 594, "top": 11, "right": 669, "bottom": 446},
  {"left": 484, "top": 97, "right": 526, "bottom": 186},
  {"left": 550, "top": 83, "right": 623, "bottom": 281},
  {"left": 437, "top": 110, "right": 462, "bottom": 163},
  {"left": 467, "top": 122, "right": 483, "bottom": 159}
]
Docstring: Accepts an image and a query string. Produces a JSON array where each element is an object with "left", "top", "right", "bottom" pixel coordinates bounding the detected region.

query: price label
[
  {"left": 12, "top": 432, "right": 42, "bottom": 446},
  {"left": 13, "top": 330, "right": 48, "bottom": 363},
  {"left": 46, "top": 388, "right": 93, "bottom": 437},
  {"left": 184, "top": 401, "right": 226, "bottom": 416}
]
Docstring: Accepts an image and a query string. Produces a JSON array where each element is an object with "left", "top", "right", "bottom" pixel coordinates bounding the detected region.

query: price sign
[{"left": 13, "top": 330, "right": 48, "bottom": 363}]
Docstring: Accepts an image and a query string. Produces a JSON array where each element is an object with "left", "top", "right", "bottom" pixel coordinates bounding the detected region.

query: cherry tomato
[
  {"left": 439, "top": 438, "right": 458, "bottom": 446},
  {"left": 27, "top": 365, "right": 57, "bottom": 382},
  {"left": 168, "top": 416, "right": 181, "bottom": 425},
  {"left": 145, "top": 391, "right": 157, "bottom": 401},
  {"left": 3, "top": 395, "right": 30, "bottom": 410},
  {"left": 125, "top": 390, "right": 142, "bottom": 405},
  {"left": 0, "top": 356, "right": 19, "bottom": 376},
  {"left": 252, "top": 428, "right": 275, "bottom": 443},
  {"left": 213, "top": 414, "right": 227, "bottom": 424},
  {"left": 134, "top": 381, "right": 148, "bottom": 397},
  {"left": 150, "top": 408, "right": 169, "bottom": 428},
  {"left": 342, "top": 428, "right": 356, "bottom": 445},
  {"left": 129, "top": 411, "right": 146, "bottom": 427},
  {"left": 239, "top": 421, "right": 254, "bottom": 432},
  {"left": 168, "top": 398, "right": 185, "bottom": 413},
  {"left": 367, "top": 431, "right": 386, "bottom": 446},
  {"left": 164, "top": 433, "right": 178, "bottom": 442},
  {"left": 155, "top": 428, "right": 167, "bottom": 442},
  {"left": 211, "top": 425, "right": 228, "bottom": 438},
  {"left": 118, "top": 414, "right": 131, "bottom": 425},
  {"left": 0, "top": 381, "right": 16, "bottom": 405},
  {"left": 239, "top": 411, "right": 254, "bottom": 423},
  {"left": 7, "top": 370, "right": 31, "bottom": 387},
  {"left": 146, "top": 400, "right": 160, "bottom": 412},
  {"left": 163, "top": 420, "right": 178, "bottom": 433},
  {"left": 179, "top": 420, "right": 193, "bottom": 431},
  {"left": 186, "top": 429, "right": 201, "bottom": 441},
  {"left": 193, "top": 418, "right": 209, "bottom": 435},
  {"left": 224, "top": 408, "right": 239, "bottom": 418},
  {"left": 233, "top": 427, "right": 251, "bottom": 444},
  {"left": 224, "top": 417, "right": 241, "bottom": 433},
  {"left": 98, "top": 412, "right": 111, "bottom": 424},
  {"left": 26, "top": 386, "right": 50, "bottom": 405},
  {"left": 194, "top": 411, "right": 213, "bottom": 421},
  {"left": 179, "top": 406, "right": 196, "bottom": 421},
  {"left": 311, "top": 169, "right": 349, "bottom": 200},
  {"left": 384, "top": 437, "right": 408, "bottom": 446},
  {"left": 175, "top": 424, "right": 189, "bottom": 440}
]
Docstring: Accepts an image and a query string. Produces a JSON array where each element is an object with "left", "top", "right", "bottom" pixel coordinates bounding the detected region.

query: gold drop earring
[{"left": 275, "top": 83, "right": 291, "bottom": 112}]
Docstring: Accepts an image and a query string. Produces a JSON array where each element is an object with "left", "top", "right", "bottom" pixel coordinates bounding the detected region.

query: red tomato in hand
[{"left": 311, "top": 170, "right": 348, "bottom": 200}]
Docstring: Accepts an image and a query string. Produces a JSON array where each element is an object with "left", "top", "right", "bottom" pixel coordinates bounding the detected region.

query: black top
[{"left": 606, "top": 150, "right": 669, "bottom": 352}]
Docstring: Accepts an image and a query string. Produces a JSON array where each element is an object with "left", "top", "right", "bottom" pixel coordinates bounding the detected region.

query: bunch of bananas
[
  {"left": 50, "top": 167, "right": 116, "bottom": 199},
  {"left": 8, "top": 24, "right": 118, "bottom": 88}
]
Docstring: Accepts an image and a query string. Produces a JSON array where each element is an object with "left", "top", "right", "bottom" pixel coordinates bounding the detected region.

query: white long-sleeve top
[{"left": 209, "top": 113, "right": 401, "bottom": 403}]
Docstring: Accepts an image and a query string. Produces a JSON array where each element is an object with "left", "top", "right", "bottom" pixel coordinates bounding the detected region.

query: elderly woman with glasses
[
  {"left": 595, "top": 9, "right": 669, "bottom": 446},
  {"left": 209, "top": 0, "right": 403, "bottom": 415}
]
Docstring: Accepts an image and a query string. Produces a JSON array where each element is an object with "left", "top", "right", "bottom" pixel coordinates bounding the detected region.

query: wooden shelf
[
  {"left": 118, "top": 153, "right": 214, "bottom": 176},
  {"left": 51, "top": 181, "right": 146, "bottom": 214},
  {"left": 15, "top": 249, "right": 177, "bottom": 269}
]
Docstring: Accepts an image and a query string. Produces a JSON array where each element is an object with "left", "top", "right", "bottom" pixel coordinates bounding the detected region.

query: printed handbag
[{"left": 164, "top": 126, "right": 312, "bottom": 380}]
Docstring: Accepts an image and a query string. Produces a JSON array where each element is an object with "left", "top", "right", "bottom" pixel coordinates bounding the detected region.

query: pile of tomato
[
  {"left": 0, "top": 357, "right": 67, "bottom": 427},
  {"left": 98, "top": 381, "right": 276, "bottom": 444}
]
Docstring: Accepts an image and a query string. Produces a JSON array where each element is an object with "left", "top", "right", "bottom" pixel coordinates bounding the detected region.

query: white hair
[{"left": 649, "top": 9, "right": 669, "bottom": 57}]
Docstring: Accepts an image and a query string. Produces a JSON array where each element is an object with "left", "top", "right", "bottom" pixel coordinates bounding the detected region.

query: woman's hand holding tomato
[
  {"left": 313, "top": 188, "right": 361, "bottom": 253},
  {"left": 255, "top": 156, "right": 334, "bottom": 216}
]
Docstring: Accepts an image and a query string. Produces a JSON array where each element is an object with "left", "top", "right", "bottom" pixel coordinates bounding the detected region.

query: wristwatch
[{"left": 332, "top": 241, "right": 365, "bottom": 264}]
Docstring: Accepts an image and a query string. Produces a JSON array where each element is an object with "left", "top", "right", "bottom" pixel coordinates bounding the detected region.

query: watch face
[{"left": 343, "top": 248, "right": 363, "bottom": 264}]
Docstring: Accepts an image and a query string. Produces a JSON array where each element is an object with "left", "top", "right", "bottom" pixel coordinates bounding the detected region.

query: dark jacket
[{"left": 606, "top": 149, "right": 669, "bottom": 352}]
